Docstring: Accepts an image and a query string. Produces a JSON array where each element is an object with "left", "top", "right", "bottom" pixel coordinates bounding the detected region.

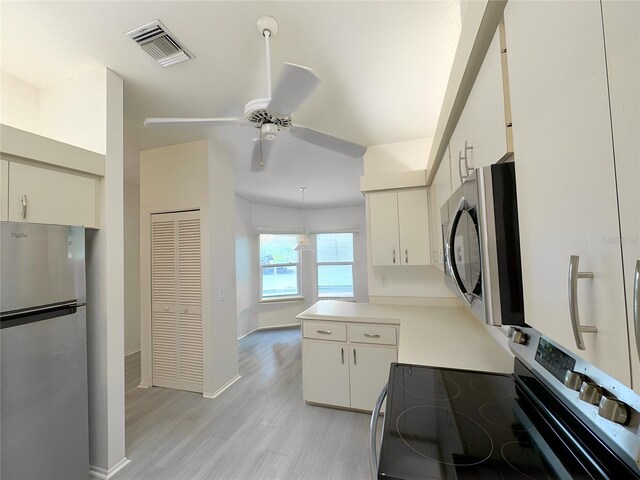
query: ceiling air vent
[{"left": 125, "top": 20, "right": 194, "bottom": 67}]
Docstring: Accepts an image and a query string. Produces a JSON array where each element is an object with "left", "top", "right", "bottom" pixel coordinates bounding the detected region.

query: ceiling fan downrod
[{"left": 256, "top": 15, "right": 279, "bottom": 100}]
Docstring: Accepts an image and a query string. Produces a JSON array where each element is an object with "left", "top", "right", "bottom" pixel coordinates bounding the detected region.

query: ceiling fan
[{"left": 144, "top": 16, "right": 367, "bottom": 171}]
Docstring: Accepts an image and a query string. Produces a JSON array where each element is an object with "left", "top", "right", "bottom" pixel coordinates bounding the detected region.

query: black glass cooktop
[{"left": 378, "top": 363, "right": 573, "bottom": 480}]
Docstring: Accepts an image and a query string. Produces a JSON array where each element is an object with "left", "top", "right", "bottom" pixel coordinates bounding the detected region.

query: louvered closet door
[{"left": 151, "top": 210, "right": 203, "bottom": 393}]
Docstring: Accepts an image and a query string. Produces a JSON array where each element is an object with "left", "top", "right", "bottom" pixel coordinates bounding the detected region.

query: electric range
[{"left": 375, "top": 329, "right": 640, "bottom": 479}]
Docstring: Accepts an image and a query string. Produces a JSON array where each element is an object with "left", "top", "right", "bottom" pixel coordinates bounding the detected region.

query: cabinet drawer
[
  {"left": 349, "top": 325, "right": 397, "bottom": 346},
  {"left": 303, "top": 321, "right": 347, "bottom": 342}
]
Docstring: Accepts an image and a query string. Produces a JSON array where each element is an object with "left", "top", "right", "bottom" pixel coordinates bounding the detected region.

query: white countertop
[{"left": 297, "top": 300, "right": 514, "bottom": 374}]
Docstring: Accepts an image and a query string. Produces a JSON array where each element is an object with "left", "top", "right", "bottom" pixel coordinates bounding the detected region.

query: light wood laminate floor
[{"left": 115, "top": 327, "right": 376, "bottom": 480}]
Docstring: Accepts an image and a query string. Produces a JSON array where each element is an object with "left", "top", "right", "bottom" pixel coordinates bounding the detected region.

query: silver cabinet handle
[
  {"left": 164, "top": 306, "right": 169, "bottom": 312},
  {"left": 341, "top": 348, "right": 344, "bottom": 364},
  {"left": 316, "top": 329, "right": 331, "bottom": 335},
  {"left": 353, "top": 348, "right": 357, "bottom": 365},
  {"left": 21, "top": 195, "right": 27, "bottom": 219},
  {"left": 364, "top": 333, "right": 381, "bottom": 338},
  {"left": 633, "top": 260, "right": 640, "bottom": 359},
  {"left": 405, "top": 249, "right": 408, "bottom": 264},
  {"left": 568, "top": 255, "right": 597, "bottom": 350},
  {"left": 459, "top": 141, "right": 474, "bottom": 182},
  {"left": 369, "top": 384, "right": 388, "bottom": 480},
  {"left": 392, "top": 249, "right": 396, "bottom": 264}
]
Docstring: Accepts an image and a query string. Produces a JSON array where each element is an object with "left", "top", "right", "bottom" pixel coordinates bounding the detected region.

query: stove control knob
[
  {"left": 564, "top": 371, "right": 585, "bottom": 391},
  {"left": 512, "top": 330, "right": 527, "bottom": 345},
  {"left": 598, "top": 396, "right": 629, "bottom": 425},
  {"left": 578, "top": 382, "right": 603, "bottom": 405}
]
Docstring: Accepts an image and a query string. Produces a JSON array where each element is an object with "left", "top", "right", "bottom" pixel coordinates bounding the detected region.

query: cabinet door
[
  {"left": 449, "top": 112, "right": 467, "bottom": 192},
  {"left": 8, "top": 162, "right": 97, "bottom": 227},
  {"left": 0, "top": 160, "right": 7, "bottom": 221},
  {"left": 368, "top": 192, "right": 400, "bottom": 266},
  {"left": 464, "top": 27, "right": 509, "bottom": 169},
  {"left": 398, "top": 189, "right": 430, "bottom": 265},
  {"left": 602, "top": 1, "right": 640, "bottom": 391},
  {"left": 450, "top": 27, "right": 509, "bottom": 190},
  {"left": 432, "top": 147, "right": 452, "bottom": 271},
  {"left": 302, "top": 339, "right": 350, "bottom": 408},
  {"left": 505, "top": 1, "right": 630, "bottom": 385},
  {"left": 349, "top": 345, "right": 397, "bottom": 411}
]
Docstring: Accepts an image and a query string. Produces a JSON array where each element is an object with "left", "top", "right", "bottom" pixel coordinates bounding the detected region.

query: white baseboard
[
  {"left": 203, "top": 374, "right": 241, "bottom": 399},
  {"left": 125, "top": 348, "right": 141, "bottom": 357},
  {"left": 137, "top": 382, "right": 150, "bottom": 389},
  {"left": 256, "top": 322, "right": 300, "bottom": 331},
  {"left": 237, "top": 322, "right": 300, "bottom": 340},
  {"left": 237, "top": 327, "right": 258, "bottom": 340},
  {"left": 89, "top": 457, "right": 131, "bottom": 479}
]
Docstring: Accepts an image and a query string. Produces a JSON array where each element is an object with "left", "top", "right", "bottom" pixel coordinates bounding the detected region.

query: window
[
  {"left": 260, "top": 234, "right": 300, "bottom": 300},
  {"left": 316, "top": 233, "right": 354, "bottom": 298}
]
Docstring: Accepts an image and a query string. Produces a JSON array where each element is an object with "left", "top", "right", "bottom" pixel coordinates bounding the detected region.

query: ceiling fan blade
[
  {"left": 144, "top": 117, "right": 251, "bottom": 127},
  {"left": 250, "top": 138, "right": 275, "bottom": 172},
  {"left": 290, "top": 125, "right": 367, "bottom": 157},
  {"left": 268, "top": 63, "right": 320, "bottom": 117}
]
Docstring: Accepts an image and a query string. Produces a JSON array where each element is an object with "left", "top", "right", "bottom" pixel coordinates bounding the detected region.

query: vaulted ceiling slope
[{"left": 1, "top": 1, "right": 461, "bottom": 208}]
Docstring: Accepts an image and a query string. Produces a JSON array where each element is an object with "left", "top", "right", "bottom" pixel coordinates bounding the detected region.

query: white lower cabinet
[
  {"left": 349, "top": 344, "right": 397, "bottom": 411},
  {"left": 302, "top": 320, "right": 398, "bottom": 411},
  {"left": 302, "top": 340, "right": 351, "bottom": 408}
]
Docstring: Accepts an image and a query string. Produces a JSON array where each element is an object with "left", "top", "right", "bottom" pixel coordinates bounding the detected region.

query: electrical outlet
[
  {"left": 380, "top": 275, "right": 388, "bottom": 287},
  {"left": 218, "top": 289, "right": 225, "bottom": 302}
]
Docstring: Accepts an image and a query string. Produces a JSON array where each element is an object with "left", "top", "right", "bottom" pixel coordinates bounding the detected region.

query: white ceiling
[{"left": 1, "top": 1, "right": 461, "bottom": 208}]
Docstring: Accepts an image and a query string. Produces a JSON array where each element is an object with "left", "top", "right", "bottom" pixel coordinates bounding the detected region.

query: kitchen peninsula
[{"left": 298, "top": 300, "right": 513, "bottom": 411}]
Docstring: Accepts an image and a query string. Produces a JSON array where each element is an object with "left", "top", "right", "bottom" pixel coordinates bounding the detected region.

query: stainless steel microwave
[{"left": 441, "top": 162, "right": 526, "bottom": 326}]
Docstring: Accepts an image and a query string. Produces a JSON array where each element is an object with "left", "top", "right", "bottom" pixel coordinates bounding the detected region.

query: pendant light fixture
[{"left": 294, "top": 187, "right": 315, "bottom": 251}]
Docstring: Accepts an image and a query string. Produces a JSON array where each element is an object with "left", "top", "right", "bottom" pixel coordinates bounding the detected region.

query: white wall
[
  {"left": 0, "top": 71, "right": 39, "bottom": 131},
  {"left": 364, "top": 137, "right": 434, "bottom": 175},
  {"left": 236, "top": 196, "right": 259, "bottom": 338},
  {"left": 0, "top": 69, "right": 107, "bottom": 154},
  {"left": 363, "top": 138, "right": 458, "bottom": 305},
  {"left": 124, "top": 181, "right": 140, "bottom": 355},
  {"left": 140, "top": 139, "right": 238, "bottom": 397},
  {"left": 85, "top": 69, "right": 126, "bottom": 473},
  {"left": 235, "top": 199, "right": 369, "bottom": 335}
]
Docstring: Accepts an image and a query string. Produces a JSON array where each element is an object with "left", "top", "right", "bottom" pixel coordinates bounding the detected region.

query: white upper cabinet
[
  {"left": 431, "top": 146, "right": 452, "bottom": 271},
  {"left": 450, "top": 25, "right": 510, "bottom": 191},
  {"left": 504, "top": 1, "right": 631, "bottom": 386},
  {"left": 8, "top": 162, "right": 98, "bottom": 228},
  {"left": 368, "top": 189, "right": 430, "bottom": 266},
  {"left": 601, "top": 1, "right": 640, "bottom": 390}
]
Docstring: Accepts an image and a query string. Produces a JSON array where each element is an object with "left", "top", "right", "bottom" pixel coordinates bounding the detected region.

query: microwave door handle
[{"left": 447, "top": 196, "right": 473, "bottom": 309}]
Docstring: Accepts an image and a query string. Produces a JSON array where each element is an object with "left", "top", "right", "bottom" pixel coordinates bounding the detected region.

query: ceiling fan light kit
[
  {"left": 260, "top": 123, "right": 279, "bottom": 141},
  {"left": 144, "top": 16, "right": 367, "bottom": 172}
]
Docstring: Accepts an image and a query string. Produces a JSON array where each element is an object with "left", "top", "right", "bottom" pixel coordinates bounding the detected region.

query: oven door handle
[
  {"left": 369, "top": 383, "right": 388, "bottom": 480},
  {"left": 447, "top": 196, "right": 473, "bottom": 308}
]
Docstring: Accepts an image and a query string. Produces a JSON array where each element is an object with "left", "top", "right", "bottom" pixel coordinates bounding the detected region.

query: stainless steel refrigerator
[{"left": 1, "top": 222, "right": 89, "bottom": 480}]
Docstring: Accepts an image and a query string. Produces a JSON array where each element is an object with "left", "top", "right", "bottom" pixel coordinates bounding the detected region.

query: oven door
[{"left": 445, "top": 175, "right": 485, "bottom": 321}]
